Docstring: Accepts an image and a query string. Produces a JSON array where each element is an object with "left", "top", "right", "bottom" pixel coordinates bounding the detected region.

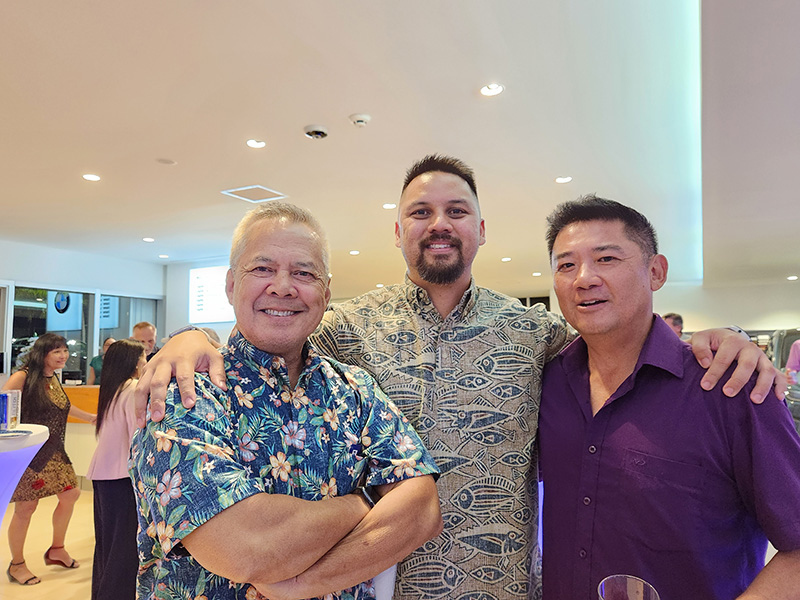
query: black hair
[
  {"left": 545, "top": 194, "right": 658, "bottom": 258},
  {"left": 402, "top": 154, "right": 478, "bottom": 198},
  {"left": 19, "top": 333, "right": 67, "bottom": 416},
  {"left": 96, "top": 339, "right": 145, "bottom": 435}
]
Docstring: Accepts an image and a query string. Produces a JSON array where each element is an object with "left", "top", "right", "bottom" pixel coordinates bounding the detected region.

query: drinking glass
[{"left": 598, "top": 574, "right": 660, "bottom": 600}]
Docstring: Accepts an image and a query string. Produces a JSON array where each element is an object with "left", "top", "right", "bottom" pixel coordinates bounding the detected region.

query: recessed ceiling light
[
  {"left": 555, "top": 176, "right": 573, "bottom": 184},
  {"left": 383, "top": 203, "right": 397, "bottom": 210},
  {"left": 246, "top": 139, "right": 266, "bottom": 149},
  {"left": 142, "top": 237, "right": 155, "bottom": 243},
  {"left": 156, "top": 158, "right": 177, "bottom": 165},
  {"left": 501, "top": 257, "right": 512, "bottom": 262},
  {"left": 349, "top": 250, "right": 360, "bottom": 256},
  {"left": 82, "top": 174, "right": 100, "bottom": 181},
  {"left": 158, "top": 254, "right": 169, "bottom": 259},
  {"left": 532, "top": 272, "right": 542, "bottom": 277},
  {"left": 376, "top": 283, "right": 384, "bottom": 288},
  {"left": 788, "top": 275, "right": 798, "bottom": 281},
  {"left": 480, "top": 83, "right": 505, "bottom": 97}
]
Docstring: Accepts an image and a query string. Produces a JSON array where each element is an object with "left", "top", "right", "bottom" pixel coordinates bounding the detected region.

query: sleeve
[
  {"left": 530, "top": 303, "right": 575, "bottom": 363},
  {"left": 730, "top": 385, "right": 800, "bottom": 552},
  {"left": 344, "top": 367, "right": 439, "bottom": 487},
  {"left": 130, "top": 374, "right": 266, "bottom": 559}
]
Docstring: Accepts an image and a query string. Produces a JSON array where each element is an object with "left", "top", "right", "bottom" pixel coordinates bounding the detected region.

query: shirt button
[
  {"left": 583, "top": 496, "right": 591, "bottom": 505},
  {"left": 579, "top": 549, "right": 587, "bottom": 559},
  {"left": 588, "top": 445, "right": 597, "bottom": 454}
]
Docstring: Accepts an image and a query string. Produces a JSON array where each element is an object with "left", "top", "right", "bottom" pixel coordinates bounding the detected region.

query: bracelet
[
  {"left": 169, "top": 325, "right": 212, "bottom": 343},
  {"left": 725, "top": 325, "right": 751, "bottom": 341}
]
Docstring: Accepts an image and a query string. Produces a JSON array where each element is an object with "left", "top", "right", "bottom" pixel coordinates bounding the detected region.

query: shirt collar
[
  {"left": 403, "top": 274, "right": 477, "bottom": 321},
  {"left": 226, "top": 330, "right": 322, "bottom": 386}
]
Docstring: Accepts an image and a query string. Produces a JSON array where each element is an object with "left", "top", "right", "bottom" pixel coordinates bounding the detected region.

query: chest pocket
[{"left": 614, "top": 448, "right": 706, "bottom": 552}]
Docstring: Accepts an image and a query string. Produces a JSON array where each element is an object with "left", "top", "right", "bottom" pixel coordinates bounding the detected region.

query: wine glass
[{"left": 598, "top": 574, "right": 660, "bottom": 600}]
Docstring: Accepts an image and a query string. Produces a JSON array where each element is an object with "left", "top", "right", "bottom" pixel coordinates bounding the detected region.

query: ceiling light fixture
[
  {"left": 788, "top": 275, "right": 798, "bottom": 281},
  {"left": 376, "top": 283, "right": 384, "bottom": 288},
  {"left": 349, "top": 250, "right": 360, "bottom": 256},
  {"left": 142, "top": 237, "right": 155, "bottom": 243},
  {"left": 82, "top": 174, "right": 100, "bottom": 181},
  {"left": 383, "top": 203, "right": 397, "bottom": 210},
  {"left": 246, "top": 139, "right": 266, "bottom": 149},
  {"left": 158, "top": 254, "right": 169, "bottom": 259},
  {"left": 532, "top": 272, "right": 542, "bottom": 277},
  {"left": 480, "top": 83, "right": 505, "bottom": 97},
  {"left": 501, "top": 257, "right": 512, "bottom": 262},
  {"left": 156, "top": 158, "right": 177, "bottom": 165},
  {"left": 555, "top": 176, "right": 573, "bottom": 184}
]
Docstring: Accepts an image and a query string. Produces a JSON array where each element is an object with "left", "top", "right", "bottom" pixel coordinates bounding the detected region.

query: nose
[
  {"left": 428, "top": 210, "right": 453, "bottom": 233},
  {"left": 265, "top": 270, "right": 298, "bottom": 297},
  {"left": 574, "top": 262, "right": 600, "bottom": 288}
]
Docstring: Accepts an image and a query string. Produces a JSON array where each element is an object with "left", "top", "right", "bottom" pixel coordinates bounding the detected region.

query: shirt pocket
[{"left": 614, "top": 448, "right": 706, "bottom": 552}]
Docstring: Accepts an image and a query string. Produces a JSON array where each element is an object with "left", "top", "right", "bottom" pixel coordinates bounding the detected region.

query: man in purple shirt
[{"left": 539, "top": 195, "right": 800, "bottom": 599}]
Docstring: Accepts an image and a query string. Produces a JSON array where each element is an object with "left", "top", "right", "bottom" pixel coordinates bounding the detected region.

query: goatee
[{"left": 416, "top": 235, "right": 465, "bottom": 285}]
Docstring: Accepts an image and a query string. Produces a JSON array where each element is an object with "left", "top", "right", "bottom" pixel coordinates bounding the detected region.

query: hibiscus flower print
[
  {"left": 156, "top": 429, "right": 177, "bottom": 452},
  {"left": 393, "top": 432, "right": 416, "bottom": 452},
  {"left": 322, "top": 408, "right": 339, "bottom": 431},
  {"left": 238, "top": 432, "right": 259, "bottom": 462},
  {"left": 391, "top": 457, "right": 418, "bottom": 479},
  {"left": 269, "top": 452, "right": 291, "bottom": 482},
  {"left": 156, "top": 470, "right": 182, "bottom": 506},
  {"left": 233, "top": 385, "right": 254, "bottom": 409},
  {"left": 320, "top": 477, "right": 338, "bottom": 498},
  {"left": 156, "top": 520, "right": 175, "bottom": 554},
  {"left": 281, "top": 421, "right": 306, "bottom": 449}
]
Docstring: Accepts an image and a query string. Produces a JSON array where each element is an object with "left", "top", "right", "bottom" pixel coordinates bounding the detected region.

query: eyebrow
[
  {"left": 553, "top": 244, "right": 625, "bottom": 262},
  {"left": 247, "top": 256, "right": 320, "bottom": 271}
]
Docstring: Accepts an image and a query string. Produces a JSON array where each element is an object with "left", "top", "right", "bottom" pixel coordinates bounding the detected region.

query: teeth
[
  {"left": 263, "top": 309, "right": 295, "bottom": 316},
  {"left": 429, "top": 244, "right": 451, "bottom": 249}
]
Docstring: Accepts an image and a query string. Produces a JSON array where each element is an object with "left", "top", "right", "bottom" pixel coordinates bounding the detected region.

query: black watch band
[{"left": 354, "top": 485, "right": 381, "bottom": 508}]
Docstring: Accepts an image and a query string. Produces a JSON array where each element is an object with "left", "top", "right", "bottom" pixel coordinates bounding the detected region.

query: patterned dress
[
  {"left": 130, "top": 332, "right": 439, "bottom": 600},
  {"left": 311, "top": 278, "right": 572, "bottom": 600},
  {"left": 11, "top": 374, "right": 79, "bottom": 501}
]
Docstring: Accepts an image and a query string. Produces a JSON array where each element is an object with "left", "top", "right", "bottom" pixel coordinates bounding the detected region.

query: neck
[
  {"left": 584, "top": 317, "right": 653, "bottom": 415},
  {"left": 43, "top": 369, "right": 55, "bottom": 377},
  {"left": 410, "top": 272, "right": 472, "bottom": 318}
]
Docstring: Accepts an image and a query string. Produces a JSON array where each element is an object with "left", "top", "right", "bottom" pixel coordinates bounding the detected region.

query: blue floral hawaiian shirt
[{"left": 130, "top": 332, "right": 439, "bottom": 600}]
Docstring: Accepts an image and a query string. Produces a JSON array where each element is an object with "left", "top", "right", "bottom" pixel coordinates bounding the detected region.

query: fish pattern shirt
[
  {"left": 311, "top": 279, "right": 572, "bottom": 600},
  {"left": 130, "top": 331, "right": 439, "bottom": 600}
]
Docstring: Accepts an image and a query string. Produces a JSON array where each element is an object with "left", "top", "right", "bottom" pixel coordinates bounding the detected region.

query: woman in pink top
[{"left": 86, "top": 340, "right": 146, "bottom": 600}]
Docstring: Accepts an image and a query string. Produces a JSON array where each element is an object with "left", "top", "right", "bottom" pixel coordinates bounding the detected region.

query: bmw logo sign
[{"left": 54, "top": 292, "right": 70, "bottom": 314}]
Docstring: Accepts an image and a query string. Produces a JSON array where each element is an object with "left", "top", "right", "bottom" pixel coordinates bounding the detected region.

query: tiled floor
[{"left": 0, "top": 491, "right": 94, "bottom": 600}]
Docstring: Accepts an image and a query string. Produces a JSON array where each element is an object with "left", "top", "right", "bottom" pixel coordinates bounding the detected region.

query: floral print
[{"left": 130, "top": 331, "right": 438, "bottom": 600}]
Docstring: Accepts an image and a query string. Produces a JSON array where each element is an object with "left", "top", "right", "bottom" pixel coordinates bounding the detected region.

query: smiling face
[
  {"left": 226, "top": 219, "right": 331, "bottom": 367},
  {"left": 43, "top": 345, "right": 69, "bottom": 375},
  {"left": 395, "top": 171, "right": 485, "bottom": 289},
  {"left": 551, "top": 219, "right": 667, "bottom": 341}
]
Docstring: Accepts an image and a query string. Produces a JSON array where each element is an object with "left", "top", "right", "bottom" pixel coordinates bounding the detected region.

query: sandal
[
  {"left": 6, "top": 560, "right": 41, "bottom": 585},
  {"left": 44, "top": 546, "right": 79, "bottom": 569}
]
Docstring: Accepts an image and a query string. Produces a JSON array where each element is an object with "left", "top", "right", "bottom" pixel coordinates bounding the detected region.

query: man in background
[
  {"left": 662, "top": 312, "right": 688, "bottom": 339},
  {"left": 131, "top": 321, "right": 159, "bottom": 361}
]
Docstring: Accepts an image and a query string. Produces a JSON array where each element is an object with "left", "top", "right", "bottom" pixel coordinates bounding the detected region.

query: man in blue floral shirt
[{"left": 129, "top": 202, "right": 442, "bottom": 600}]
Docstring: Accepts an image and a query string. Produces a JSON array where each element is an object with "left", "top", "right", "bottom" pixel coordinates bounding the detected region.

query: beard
[{"left": 415, "top": 234, "right": 466, "bottom": 285}]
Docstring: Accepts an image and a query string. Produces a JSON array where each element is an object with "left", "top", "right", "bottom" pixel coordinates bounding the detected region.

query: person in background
[
  {"left": 539, "top": 196, "right": 800, "bottom": 599},
  {"left": 662, "top": 312, "right": 686, "bottom": 338},
  {"left": 2, "top": 333, "right": 96, "bottom": 586},
  {"left": 785, "top": 338, "right": 800, "bottom": 385},
  {"left": 131, "top": 322, "right": 159, "bottom": 361},
  {"left": 87, "top": 337, "right": 116, "bottom": 385},
  {"left": 129, "top": 202, "right": 441, "bottom": 600},
  {"left": 86, "top": 339, "right": 146, "bottom": 600}
]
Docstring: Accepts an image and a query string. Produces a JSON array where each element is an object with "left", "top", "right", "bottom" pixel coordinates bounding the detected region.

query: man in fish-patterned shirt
[
  {"left": 130, "top": 202, "right": 441, "bottom": 600},
  {"left": 141, "top": 155, "right": 778, "bottom": 600}
]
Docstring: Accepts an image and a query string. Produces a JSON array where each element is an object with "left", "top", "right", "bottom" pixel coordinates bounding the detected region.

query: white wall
[
  {"left": 549, "top": 279, "right": 800, "bottom": 332},
  {"left": 0, "top": 238, "right": 164, "bottom": 297}
]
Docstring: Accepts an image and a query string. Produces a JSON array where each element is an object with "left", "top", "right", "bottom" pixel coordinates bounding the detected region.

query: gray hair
[{"left": 229, "top": 202, "right": 330, "bottom": 277}]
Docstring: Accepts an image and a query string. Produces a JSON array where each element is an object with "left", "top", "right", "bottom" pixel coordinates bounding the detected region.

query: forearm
[
  {"left": 183, "top": 491, "right": 369, "bottom": 585},
  {"left": 262, "top": 476, "right": 442, "bottom": 599},
  {"left": 68, "top": 405, "right": 95, "bottom": 422},
  {"left": 737, "top": 549, "right": 800, "bottom": 599}
]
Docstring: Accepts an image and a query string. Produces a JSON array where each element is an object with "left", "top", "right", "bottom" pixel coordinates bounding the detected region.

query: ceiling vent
[{"left": 221, "top": 185, "right": 287, "bottom": 204}]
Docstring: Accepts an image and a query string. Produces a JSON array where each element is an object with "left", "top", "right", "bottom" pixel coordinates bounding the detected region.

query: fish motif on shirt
[
  {"left": 455, "top": 521, "right": 527, "bottom": 558},
  {"left": 397, "top": 556, "right": 467, "bottom": 599},
  {"left": 441, "top": 397, "right": 527, "bottom": 433},
  {"left": 452, "top": 475, "right": 518, "bottom": 517},
  {"left": 475, "top": 346, "right": 536, "bottom": 378}
]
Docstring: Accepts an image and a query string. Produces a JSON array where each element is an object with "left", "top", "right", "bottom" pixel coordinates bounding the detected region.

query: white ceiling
[{"left": 1, "top": 1, "right": 797, "bottom": 300}]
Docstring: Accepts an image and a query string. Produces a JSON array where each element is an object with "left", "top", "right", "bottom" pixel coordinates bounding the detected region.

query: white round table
[{"left": 0, "top": 424, "right": 50, "bottom": 526}]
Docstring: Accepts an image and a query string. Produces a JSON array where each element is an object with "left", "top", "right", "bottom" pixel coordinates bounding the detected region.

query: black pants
[{"left": 92, "top": 478, "right": 138, "bottom": 600}]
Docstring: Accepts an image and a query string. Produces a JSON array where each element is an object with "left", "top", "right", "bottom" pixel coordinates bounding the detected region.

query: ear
[
  {"left": 649, "top": 254, "right": 668, "bottom": 291},
  {"left": 395, "top": 221, "right": 402, "bottom": 248},
  {"left": 478, "top": 219, "right": 486, "bottom": 246},
  {"left": 225, "top": 268, "right": 235, "bottom": 304}
]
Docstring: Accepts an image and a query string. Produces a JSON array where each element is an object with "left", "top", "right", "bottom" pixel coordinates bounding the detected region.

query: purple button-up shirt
[{"left": 539, "top": 317, "right": 800, "bottom": 600}]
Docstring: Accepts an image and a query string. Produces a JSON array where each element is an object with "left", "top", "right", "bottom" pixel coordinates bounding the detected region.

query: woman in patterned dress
[{"left": 3, "top": 333, "right": 96, "bottom": 586}]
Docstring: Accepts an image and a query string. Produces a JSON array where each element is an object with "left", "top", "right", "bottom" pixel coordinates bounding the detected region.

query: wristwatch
[{"left": 169, "top": 325, "right": 213, "bottom": 342}]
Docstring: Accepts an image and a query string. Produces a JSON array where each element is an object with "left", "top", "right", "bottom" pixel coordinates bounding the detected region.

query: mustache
[{"left": 420, "top": 233, "right": 462, "bottom": 249}]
